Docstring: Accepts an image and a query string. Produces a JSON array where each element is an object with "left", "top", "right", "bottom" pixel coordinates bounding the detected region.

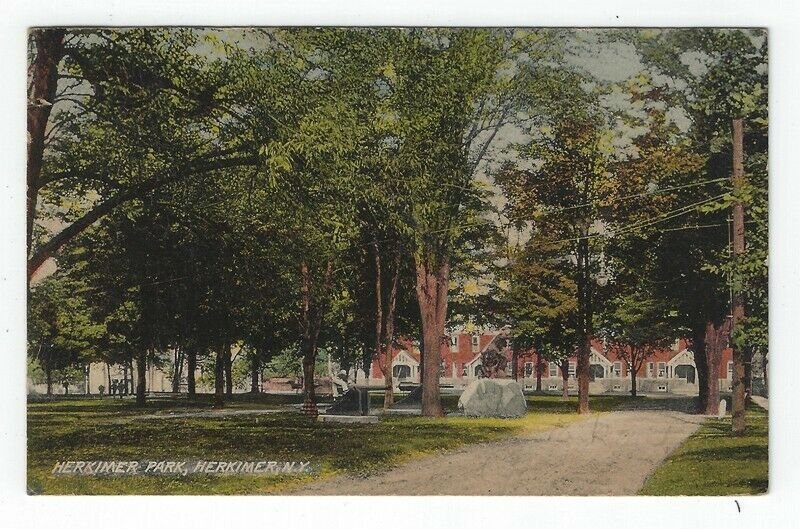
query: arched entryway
[
  {"left": 589, "top": 364, "right": 605, "bottom": 380},
  {"left": 674, "top": 364, "right": 696, "bottom": 383},
  {"left": 393, "top": 364, "right": 411, "bottom": 380}
]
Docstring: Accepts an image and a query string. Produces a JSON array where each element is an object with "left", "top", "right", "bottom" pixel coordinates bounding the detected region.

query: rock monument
[{"left": 458, "top": 378, "right": 527, "bottom": 418}]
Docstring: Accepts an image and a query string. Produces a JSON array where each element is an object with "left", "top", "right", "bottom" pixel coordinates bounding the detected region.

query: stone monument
[
  {"left": 717, "top": 398, "right": 727, "bottom": 418},
  {"left": 458, "top": 378, "right": 527, "bottom": 418}
]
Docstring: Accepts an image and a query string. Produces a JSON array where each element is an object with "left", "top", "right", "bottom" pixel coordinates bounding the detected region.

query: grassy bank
[
  {"left": 639, "top": 404, "right": 768, "bottom": 495},
  {"left": 28, "top": 393, "right": 618, "bottom": 495}
]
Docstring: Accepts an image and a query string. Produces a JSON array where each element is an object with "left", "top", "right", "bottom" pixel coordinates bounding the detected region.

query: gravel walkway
[{"left": 289, "top": 410, "right": 705, "bottom": 495}]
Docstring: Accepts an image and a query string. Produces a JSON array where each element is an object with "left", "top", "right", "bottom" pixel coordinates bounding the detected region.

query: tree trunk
[
  {"left": 535, "top": 354, "right": 543, "bottom": 392},
  {"left": 560, "top": 358, "right": 569, "bottom": 400},
  {"left": 187, "top": 349, "right": 196, "bottom": 398},
  {"left": 106, "top": 362, "right": 112, "bottom": 393},
  {"left": 224, "top": 344, "right": 233, "bottom": 396},
  {"left": 172, "top": 347, "right": 183, "bottom": 393},
  {"left": 414, "top": 257, "right": 448, "bottom": 418},
  {"left": 692, "top": 328, "right": 709, "bottom": 414},
  {"left": 27, "top": 29, "right": 66, "bottom": 259},
  {"left": 299, "top": 261, "right": 332, "bottom": 413},
  {"left": 214, "top": 346, "right": 225, "bottom": 408},
  {"left": 511, "top": 348, "right": 520, "bottom": 381},
  {"left": 135, "top": 349, "right": 147, "bottom": 407},
  {"left": 730, "top": 117, "right": 747, "bottom": 435},
  {"left": 379, "top": 251, "right": 400, "bottom": 410},
  {"left": 703, "top": 319, "right": 731, "bottom": 416},
  {"left": 576, "top": 221, "right": 592, "bottom": 414},
  {"left": 373, "top": 242, "right": 386, "bottom": 406},
  {"left": 630, "top": 367, "right": 638, "bottom": 397},
  {"left": 250, "top": 349, "right": 261, "bottom": 394},
  {"left": 301, "top": 348, "right": 316, "bottom": 406},
  {"left": 45, "top": 364, "right": 53, "bottom": 396},
  {"left": 744, "top": 347, "right": 753, "bottom": 404}
]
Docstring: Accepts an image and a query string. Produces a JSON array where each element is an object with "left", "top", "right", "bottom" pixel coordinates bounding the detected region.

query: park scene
[{"left": 26, "top": 27, "right": 768, "bottom": 495}]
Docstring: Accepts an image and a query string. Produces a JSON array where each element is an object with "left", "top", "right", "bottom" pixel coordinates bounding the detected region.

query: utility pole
[{"left": 731, "top": 117, "right": 747, "bottom": 435}]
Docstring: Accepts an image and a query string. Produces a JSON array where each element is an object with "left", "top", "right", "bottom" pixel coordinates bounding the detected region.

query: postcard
[{"left": 26, "top": 26, "right": 768, "bottom": 496}]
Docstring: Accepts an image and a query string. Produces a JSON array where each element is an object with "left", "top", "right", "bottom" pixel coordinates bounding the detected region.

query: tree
[
  {"left": 378, "top": 29, "right": 509, "bottom": 416},
  {"left": 28, "top": 270, "right": 102, "bottom": 395},
  {"left": 628, "top": 28, "right": 768, "bottom": 424},
  {"left": 602, "top": 288, "right": 676, "bottom": 396},
  {"left": 497, "top": 235, "right": 578, "bottom": 399},
  {"left": 499, "top": 85, "right": 619, "bottom": 413},
  {"left": 27, "top": 28, "right": 266, "bottom": 283}
]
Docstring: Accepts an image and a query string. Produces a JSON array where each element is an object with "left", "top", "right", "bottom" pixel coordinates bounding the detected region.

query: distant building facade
[
  {"left": 28, "top": 329, "right": 754, "bottom": 397},
  {"left": 368, "top": 330, "right": 740, "bottom": 396}
]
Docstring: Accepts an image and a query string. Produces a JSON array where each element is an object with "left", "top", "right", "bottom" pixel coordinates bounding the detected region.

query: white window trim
[
  {"left": 471, "top": 335, "right": 480, "bottom": 352},
  {"left": 449, "top": 335, "right": 459, "bottom": 352},
  {"left": 524, "top": 362, "right": 534, "bottom": 377},
  {"left": 549, "top": 362, "right": 558, "bottom": 377}
]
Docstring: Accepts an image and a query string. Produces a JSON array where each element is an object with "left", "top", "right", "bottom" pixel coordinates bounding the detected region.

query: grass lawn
[
  {"left": 28, "top": 393, "right": 623, "bottom": 495},
  {"left": 639, "top": 403, "right": 768, "bottom": 495}
]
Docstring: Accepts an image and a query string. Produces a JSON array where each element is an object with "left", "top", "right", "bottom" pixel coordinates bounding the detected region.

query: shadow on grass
[
  {"left": 28, "top": 393, "right": 338, "bottom": 415},
  {"left": 613, "top": 395, "right": 700, "bottom": 413},
  {"left": 682, "top": 444, "right": 768, "bottom": 462},
  {"left": 733, "top": 477, "right": 768, "bottom": 493}
]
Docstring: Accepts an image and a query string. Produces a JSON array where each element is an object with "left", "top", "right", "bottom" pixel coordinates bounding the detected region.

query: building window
[
  {"left": 471, "top": 335, "right": 480, "bottom": 352},
  {"left": 449, "top": 335, "right": 458, "bottom": 352},
  {"left": 549, "top": 362, "right": 558, "bottom": 377},
  {"left": 648, "top": 362, "right": 655, "bottom": 378},
  {"left": 658, "top": 362, "right": 666, "bottom": 378},
  {"left": 613, "top": 362, "right": 621, "bottom": 377},
  {"left": 474, "top": 365, "right": 484, "bottom": 378},
  {"left": 568, "top": 362, "right": 576, "bottom": 378},
  {"left": 657, "top": 384, "right": 667, "bottom": 392},
  {"left": 524, "top": 362, "right": 534, "bottom": 377},
  {"left": 613, "top": 384, "right": 622, "bottom": 391},
  {"left": 548, "top": 384, "right": 558, "bottom": 391},
  {"left": 727, "top": 361, "right": 734, "bottom": 380}
]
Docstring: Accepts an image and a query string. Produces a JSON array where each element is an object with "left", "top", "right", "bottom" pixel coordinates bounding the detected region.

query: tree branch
[{"left": 28, "top": 153, "right": 259, "bottom": 281}]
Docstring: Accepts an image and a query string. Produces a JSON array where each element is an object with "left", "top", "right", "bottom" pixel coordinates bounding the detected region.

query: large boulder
[{"left": 458, "top": 379, "right": 527, "bottom": 418}]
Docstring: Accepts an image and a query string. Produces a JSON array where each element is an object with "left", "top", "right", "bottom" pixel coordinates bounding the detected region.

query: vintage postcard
[{"left": 26, "top": 26, "right": 768, "bottom": 496}]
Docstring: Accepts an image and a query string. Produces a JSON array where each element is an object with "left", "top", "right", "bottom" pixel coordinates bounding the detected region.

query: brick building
[{"left": 368, "top": 330, "right": 737, "bottom": 395}]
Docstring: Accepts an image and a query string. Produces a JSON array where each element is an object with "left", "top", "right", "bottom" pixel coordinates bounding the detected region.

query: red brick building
[{"left": 368, "top": 330, "right": 735, "bottom": 395}]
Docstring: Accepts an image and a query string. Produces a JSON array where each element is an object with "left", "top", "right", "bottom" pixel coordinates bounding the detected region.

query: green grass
[
  {"left": 639, "top": 404, "right": 768, "bottom": 495},
  {"left": 28, "top": 393, "right": 608, "bottom": 495}
]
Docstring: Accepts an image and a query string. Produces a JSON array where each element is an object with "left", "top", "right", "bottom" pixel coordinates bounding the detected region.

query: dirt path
[{"left": 290, "top": 410, "right": 705, "bottom": 495}]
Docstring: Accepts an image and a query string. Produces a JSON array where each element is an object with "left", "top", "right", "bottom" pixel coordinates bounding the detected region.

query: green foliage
[
  {"left": 27, "top": 28, "right": 768, "bottom": 412},
  {"left": 28, "top": 270, "right": 105, "bottom": 376},
  {"left": 627, "top": 28, "right": 768, "bottom": 352}
]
